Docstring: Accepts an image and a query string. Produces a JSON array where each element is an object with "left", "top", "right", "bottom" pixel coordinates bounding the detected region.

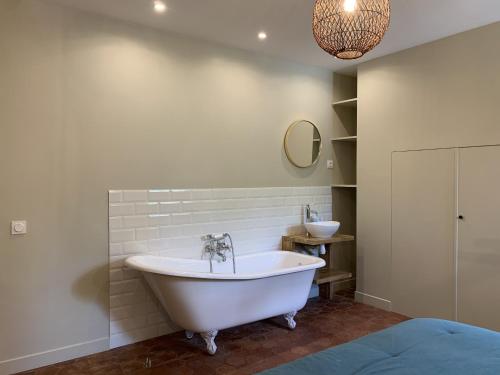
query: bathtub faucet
[{"left": 201, "top": 233, "right": 236, "bottom": 274}]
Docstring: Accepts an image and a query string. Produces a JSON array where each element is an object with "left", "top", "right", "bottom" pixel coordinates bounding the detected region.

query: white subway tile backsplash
[
  {"left": 294, "top": 187, "right": 312, "bottom": 196},
  {"left": 314, "top": 195, "right": 331, "bottom": 204},
  {"left": 212, "top": 188, "right": 247, "bottom": 199},
  {"left": 169, "top": 236, "right": 199, "bottom": 249},
  {"left": 135, "top": 203, "right": 160, "bottom": 215},
  {"left": 147, "top": 214, "right": 171, "bottom": 226},
  {"left": 157, "top": 248, "right": 200, "bottom": 259},
  {"left": 274, "top": 187, "right": 294, "bottom": 196},
  {"left": 217, "top": 199, "right": 243, "bottom": 210},
  {"left": 297, "top": 196, "right": 313, "bottom": 205},
  {"left": 110, "top": 229, "right": 135, "bottom": 243},
  {"left": 158, "top": 226, "right": 183, "bottom": 238},
  {"left": 182, "top": 200, "right": 217, "bottom": 212},
  {"left": 108, "top": 186, "right": 332, "bottom": 349},
  {"left": 109, "top": 217, "right": 123, "bottom": 230},
  {"left": 123, "top": 215, "right": 149, "bottom": 229},
  {"left": 122, "top": 268, "right": 141, "bottom": 280},
  {"left": 190, "top": 189, "right": 213, "bottom": 200},
  {"left": 110, "top": 269, "right": 123, "bottom": 282},
  {"left": 285, "top": 196, "right": 301, "bottom": 206},
  {"left": 109, "top": 203, "right": 135, "bottom": 217},
  {"left": 170, "top": 189, "right": 192, "bottom": 201},
  {"left": 109, "top": 190, "right": 123, "bottom": 203},
  {"left": 136, "top": 227, "right": 160, "bottom": 241},
  {"left": 181, "top": 224, "right": 206, "bottom": 237},
  {"left": 110, "top": 280, "right": 140, "bottom": 295},
  {"left": 110, "top": 306, "right": 132, "bottom": 321},
  {"left": 244, "top": 188, "right": 266, "bottom": 198},
  {"left": 110, "top": 292, "right": 139, "bottom": 309},
  {"left": 110, "top": 243, "right": 123, "bottom": 256},
  {"left": 110, "top": 255, "right": 129, "bottom": 269},
  {"left": 147, "top": 238, "right": 171, "bottom": 251},
  {"left": 147, "top": 312, "right": 166, "bottom": 325},
  {"left": 171, "top": 213, "right": 191, "bottom": 225},
  {"left": 159, "top": 202, "right": 182, "bottom": 214},
  {"left": 238, "top": 199, "right": 256, "bottom": 209},
  {"left": 148, "top": 190, "right": 171, "bottom": 202},
  {"left": 123, "top": 241, "right": 149, "bottom": 255},
  {"left": 191, "top": 212, "right": 212, "bottom": 224},
  {"left": 123, "top": 190, "right": 148, "bottom": 202}
]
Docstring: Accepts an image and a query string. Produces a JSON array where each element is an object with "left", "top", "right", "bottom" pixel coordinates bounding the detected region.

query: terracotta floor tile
[{"left": 16, "top": 292, "right": 408, "bottom": 375}]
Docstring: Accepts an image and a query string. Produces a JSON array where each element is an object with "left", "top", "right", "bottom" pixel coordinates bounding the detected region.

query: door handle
[{"left": 458, "top": 215, "right": 464, "bottom": 220}]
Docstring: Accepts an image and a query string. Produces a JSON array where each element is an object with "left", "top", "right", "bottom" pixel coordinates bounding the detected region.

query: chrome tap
[
  {"left": 201, "top": 233, "right": 236, "bottom": 274},
  {"left": 305, "top": 204, "right": 320, "bottom": 223}
]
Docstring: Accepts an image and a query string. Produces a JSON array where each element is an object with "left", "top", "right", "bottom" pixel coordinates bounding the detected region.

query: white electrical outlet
[
  {"left": 11, "top": 221, "right": 27, "bottom": 235},
  {"left": 327, "top": 160, "right": 334, "bottom": 169}
]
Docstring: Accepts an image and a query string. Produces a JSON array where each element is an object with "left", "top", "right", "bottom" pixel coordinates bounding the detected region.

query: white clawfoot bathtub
[{"left": 125, "top": 251, "right": 325, "bottom": 354}]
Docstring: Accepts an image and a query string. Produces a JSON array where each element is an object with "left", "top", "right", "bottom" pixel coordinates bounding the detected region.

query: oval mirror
[{"left": 284, "top": 120, "right": 322, "bottom": 168}]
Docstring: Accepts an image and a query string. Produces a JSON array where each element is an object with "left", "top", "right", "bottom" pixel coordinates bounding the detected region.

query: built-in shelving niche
[{"left": 329, "top": 72, "right": 358, "bottom": 293}]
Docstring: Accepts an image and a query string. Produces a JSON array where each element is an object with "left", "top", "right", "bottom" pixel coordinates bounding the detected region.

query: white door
[
  {"left": 458, "top": 146, "right": 500, "bottom": 331},
  {"left": 391, "top": 149, "right": 456, "bottom": 319}
]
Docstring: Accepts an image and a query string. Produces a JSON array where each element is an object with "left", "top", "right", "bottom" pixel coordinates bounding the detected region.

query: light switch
[
  {"left": 11, "top": 221, "right": 27, "bottom": 235},
  {"left": 327, "top": 160, "right": 334, "bottom": 169}
]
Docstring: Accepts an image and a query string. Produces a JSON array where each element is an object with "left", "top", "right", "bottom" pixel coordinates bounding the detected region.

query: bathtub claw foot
[
  {"left": 185, "top": 330, "right": 194, "bottom": 340},
  {"left": 201, "top": 330, "right": 218, "bottom": 355},
  {"left": 284, "top": 311, "right": 297, "bottom": 330}
]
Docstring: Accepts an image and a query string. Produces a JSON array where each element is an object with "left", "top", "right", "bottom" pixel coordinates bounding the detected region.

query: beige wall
[
  {"left": 0, "top": 0, "right": 333, "bottom": 368},
  {"left": 357, "top": 22, "right": 500, "bottom": 307}
]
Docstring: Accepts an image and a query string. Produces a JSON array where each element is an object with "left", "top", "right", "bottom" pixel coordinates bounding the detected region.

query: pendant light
[{"left": 313, "top": 0, "right": 391, "bottom": 60}]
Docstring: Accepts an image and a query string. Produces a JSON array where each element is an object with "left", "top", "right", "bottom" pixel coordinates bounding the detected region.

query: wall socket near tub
[
  {"left": 11, "top": 220, "right": 27, "bottom": 235},
  {"left": 327, "top": 160, "right": 334, "bottom": 169}
]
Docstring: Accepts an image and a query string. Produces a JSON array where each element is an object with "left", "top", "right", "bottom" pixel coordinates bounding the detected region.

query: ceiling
[{"left": 47, "top": 0, "right": 500, "bottom": 71}]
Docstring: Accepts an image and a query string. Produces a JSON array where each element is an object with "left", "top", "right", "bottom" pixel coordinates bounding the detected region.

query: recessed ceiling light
[
  {"left": 258, "top": 32, "right": 267, "bottom": 41},
  {"left": 153, "top": 0, "right": 167, "bottom": 13}
]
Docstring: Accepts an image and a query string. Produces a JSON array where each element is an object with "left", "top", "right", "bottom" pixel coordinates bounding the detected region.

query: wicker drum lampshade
[{"left": 313, "top": 0, "right": 391, "bottom": 60}]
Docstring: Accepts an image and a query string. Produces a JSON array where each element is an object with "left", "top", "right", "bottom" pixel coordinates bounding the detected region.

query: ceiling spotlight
[
  {"left": 153, "top": 0, "right": 167, "bottom": 13},
  {"left": 258, "top": 32, "right": 267, "bottom": 40}
]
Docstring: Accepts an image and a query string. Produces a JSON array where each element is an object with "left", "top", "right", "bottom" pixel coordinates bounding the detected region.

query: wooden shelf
[
  {"left": 332, "top": 98, "right": 357, "bottom": 108},
  {"left": 332, "top": 184, "right": 357, "bottom": 189},
  {"left": 283, "top": 233, "right": 355, "bottom": 246},
  {"left": 315, "top": 269, "right": 353, "bottom": 285},
  {"left": 331, "top": 136, "right": 357, "bottom": 143}
]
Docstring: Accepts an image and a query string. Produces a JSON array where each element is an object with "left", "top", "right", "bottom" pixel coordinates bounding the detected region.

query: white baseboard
[
  {"left": 0, "top": 337, "right": 109, "bottom": 375},
  {"left": 355, "top": 291, "right": 392, "bottom": 311}
]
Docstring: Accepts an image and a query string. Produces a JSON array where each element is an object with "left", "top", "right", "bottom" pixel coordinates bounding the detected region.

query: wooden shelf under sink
[
  {"left": 315, "top": 269, "right": 353, "bottom": 285},
  {"left": 283, "top": 234, "right": 355, "bottom": 247},
  {"left": 282, "top": 234, "right": 356, "bottom": 299}
]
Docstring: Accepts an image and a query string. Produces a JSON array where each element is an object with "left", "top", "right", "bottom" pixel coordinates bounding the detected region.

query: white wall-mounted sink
[{"left": 305, "top": 221, "right": 340, "bottom": 239}]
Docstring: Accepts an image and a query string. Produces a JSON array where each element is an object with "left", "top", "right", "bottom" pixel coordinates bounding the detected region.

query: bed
[{"left": 259, "top": 318, "right": 500, "bottom": 374}]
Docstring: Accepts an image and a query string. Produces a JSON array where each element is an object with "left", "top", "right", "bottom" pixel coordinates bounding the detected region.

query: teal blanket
[{"left": 259, "top": 319, "right": 500, "bottom": 374}]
